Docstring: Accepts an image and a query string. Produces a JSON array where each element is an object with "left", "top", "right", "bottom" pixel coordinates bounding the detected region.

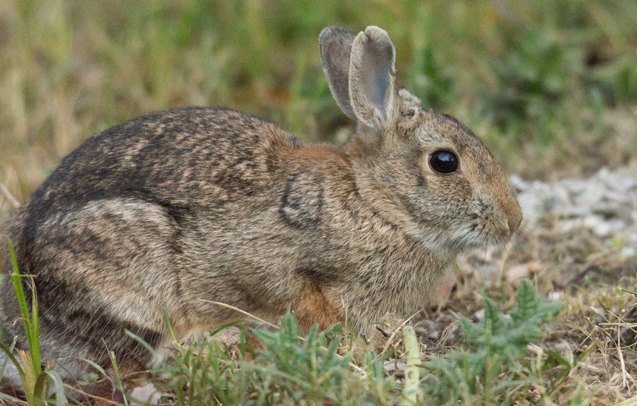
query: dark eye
[{"left": 429, "top": 150, "right": 458, "bottom": 174}]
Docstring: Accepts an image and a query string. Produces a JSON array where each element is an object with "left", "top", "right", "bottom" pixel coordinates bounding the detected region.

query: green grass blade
[
  {"left": 7, "top": 241, "right": 32, "bottom": 340},
  {"left": 7, "top": 240, "right": 41, "bottom": 377},
  {"left": 27, "top": 277, "right": 41, "bottom": 373},
  {"left": 43, "top": 371, "right": 69, "bottom": 406},
  {"left": 0, "top": 336, "right": 19, "bottom": 378},
  {"left": 106, "top": 348, "right": 129, "bottom": 406},
  {"left": 0, "top": 340, "right": 25, "bottom": 381},
  {"left": 125, "top": 329, "right": 159, "bottom": 359},
  {"left": 33, "top": 372, "right": 49, "bottom": 404},
  {"left": 33, "top": 370, "right": 68, "bottom": 406}
]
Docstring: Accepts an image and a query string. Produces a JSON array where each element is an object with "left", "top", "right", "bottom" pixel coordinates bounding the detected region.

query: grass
[
  {"left": 1, "top": 1, "right": 637, "bottom": 204},
  {"left": 0, "top": 0, "right": 636, "bottom": 404},
  {"left": 0, "top": 242, "right": 66, "bottom": 405}
]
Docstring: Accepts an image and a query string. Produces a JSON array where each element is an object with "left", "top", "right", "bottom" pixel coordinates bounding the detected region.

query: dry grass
[{"left": 1, "top": 0, "right": 636, "bottom": 403}]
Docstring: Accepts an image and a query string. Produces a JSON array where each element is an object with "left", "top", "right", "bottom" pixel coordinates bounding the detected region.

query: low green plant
[
  {"left": 421, "top": 279, "right": 562, "bottom": 404},
  {"left": 163, "top": 315, "right": 396, "bottom": 405},
  {"left": 250, "top": 314, "right": 393, "bottom": 404}
]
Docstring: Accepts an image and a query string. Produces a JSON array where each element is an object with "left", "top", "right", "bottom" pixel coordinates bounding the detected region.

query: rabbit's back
[{"left": 25, "top": 107, "right": 300, "bottom": 215}]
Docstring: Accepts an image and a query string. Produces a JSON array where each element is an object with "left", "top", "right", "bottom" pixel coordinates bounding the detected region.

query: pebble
[{"left": 514, "top": 166, "right": 637, "bottom": 256}]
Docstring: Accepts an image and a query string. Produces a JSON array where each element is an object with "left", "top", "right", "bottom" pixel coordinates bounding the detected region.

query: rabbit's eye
[{"left": 429, "top": 150, "right": 458, "bottom": 174}]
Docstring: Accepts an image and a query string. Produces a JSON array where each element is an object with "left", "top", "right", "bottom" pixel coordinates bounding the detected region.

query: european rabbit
[{"left": 0, "top": 26, "right": 521, "bottom": 388}]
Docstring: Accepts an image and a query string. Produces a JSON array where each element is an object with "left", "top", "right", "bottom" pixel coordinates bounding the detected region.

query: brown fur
[
  {"left": 0, "top": 26, "right": 521, "bottom": 389},
  {"left": 294, "top": 283, "right": 341, "bottom": 330}
]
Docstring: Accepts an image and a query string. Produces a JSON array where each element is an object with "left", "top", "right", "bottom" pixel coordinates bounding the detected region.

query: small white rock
[
  {"left": 548, "top": 291, "right": 561, "bottom": 301},
  {"left": 621, "top": 247, "right": 636, "bottom": 257},
  {"left": 130, "top": 383, "right": 162, "bottom": 405}
]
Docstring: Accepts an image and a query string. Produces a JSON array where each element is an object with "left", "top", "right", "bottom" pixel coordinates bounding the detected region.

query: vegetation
[
  {"left": 0, "top": 242, "right": 66, "bottom": 405},
  {"left": 422, "top": 281, "right": 562, "bottom": 404},
  {"left": 1, "top": 1, "right": 636, "bottom": 404},
  {"left": 1, "top": 1, "right": 637, "bottom": 202}
]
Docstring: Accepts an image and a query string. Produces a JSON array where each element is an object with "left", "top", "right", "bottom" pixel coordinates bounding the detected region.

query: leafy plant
[
  {"left": 161, "top": 323, "right": 251, "bottom": 405},
  {"left": 421, "top": 279, "right": 561, "bottom": 404},
  {"left": 163, "top": 314, "right": 396, "bottom": 405},
  {"left": 251, "top": 314, "right": 363, "bottom": 403}
]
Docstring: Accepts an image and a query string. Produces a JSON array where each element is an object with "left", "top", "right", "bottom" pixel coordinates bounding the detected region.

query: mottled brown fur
[{"left": 0, "top": 26, "right": 521, "bottom": 389}]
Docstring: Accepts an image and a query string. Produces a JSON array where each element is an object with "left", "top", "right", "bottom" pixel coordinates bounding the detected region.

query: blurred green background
[{"left": 1, "top": 0, "right": 636, "bottom": 203}]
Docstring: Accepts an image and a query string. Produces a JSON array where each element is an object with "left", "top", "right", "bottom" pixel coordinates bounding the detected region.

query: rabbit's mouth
[
  {"left": 462, "top": 220, "right": 512, "bottom": 248},
  {"left": 407, "top": 213, "right": 514, "bottom": 256},
  {"left": 452, "top": 196, "right": 519, "bottom": 248}
]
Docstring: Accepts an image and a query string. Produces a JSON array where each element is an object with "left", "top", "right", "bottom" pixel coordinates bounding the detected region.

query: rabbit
[{"left": 0, "top": 25, "right": 522, "bottom": 389}]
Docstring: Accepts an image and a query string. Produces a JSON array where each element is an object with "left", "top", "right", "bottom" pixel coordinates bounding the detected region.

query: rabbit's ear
[
  {"left": 320, "top": 26, "right": 356, "bottom": 119},
  {"left": 349, "top": 26, "right": 396, "bottom": 130}
]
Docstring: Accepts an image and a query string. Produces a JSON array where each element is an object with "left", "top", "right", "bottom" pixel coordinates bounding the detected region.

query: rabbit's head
[{"left": 320, "top": 26, "right": 522, "bottom": 254}]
